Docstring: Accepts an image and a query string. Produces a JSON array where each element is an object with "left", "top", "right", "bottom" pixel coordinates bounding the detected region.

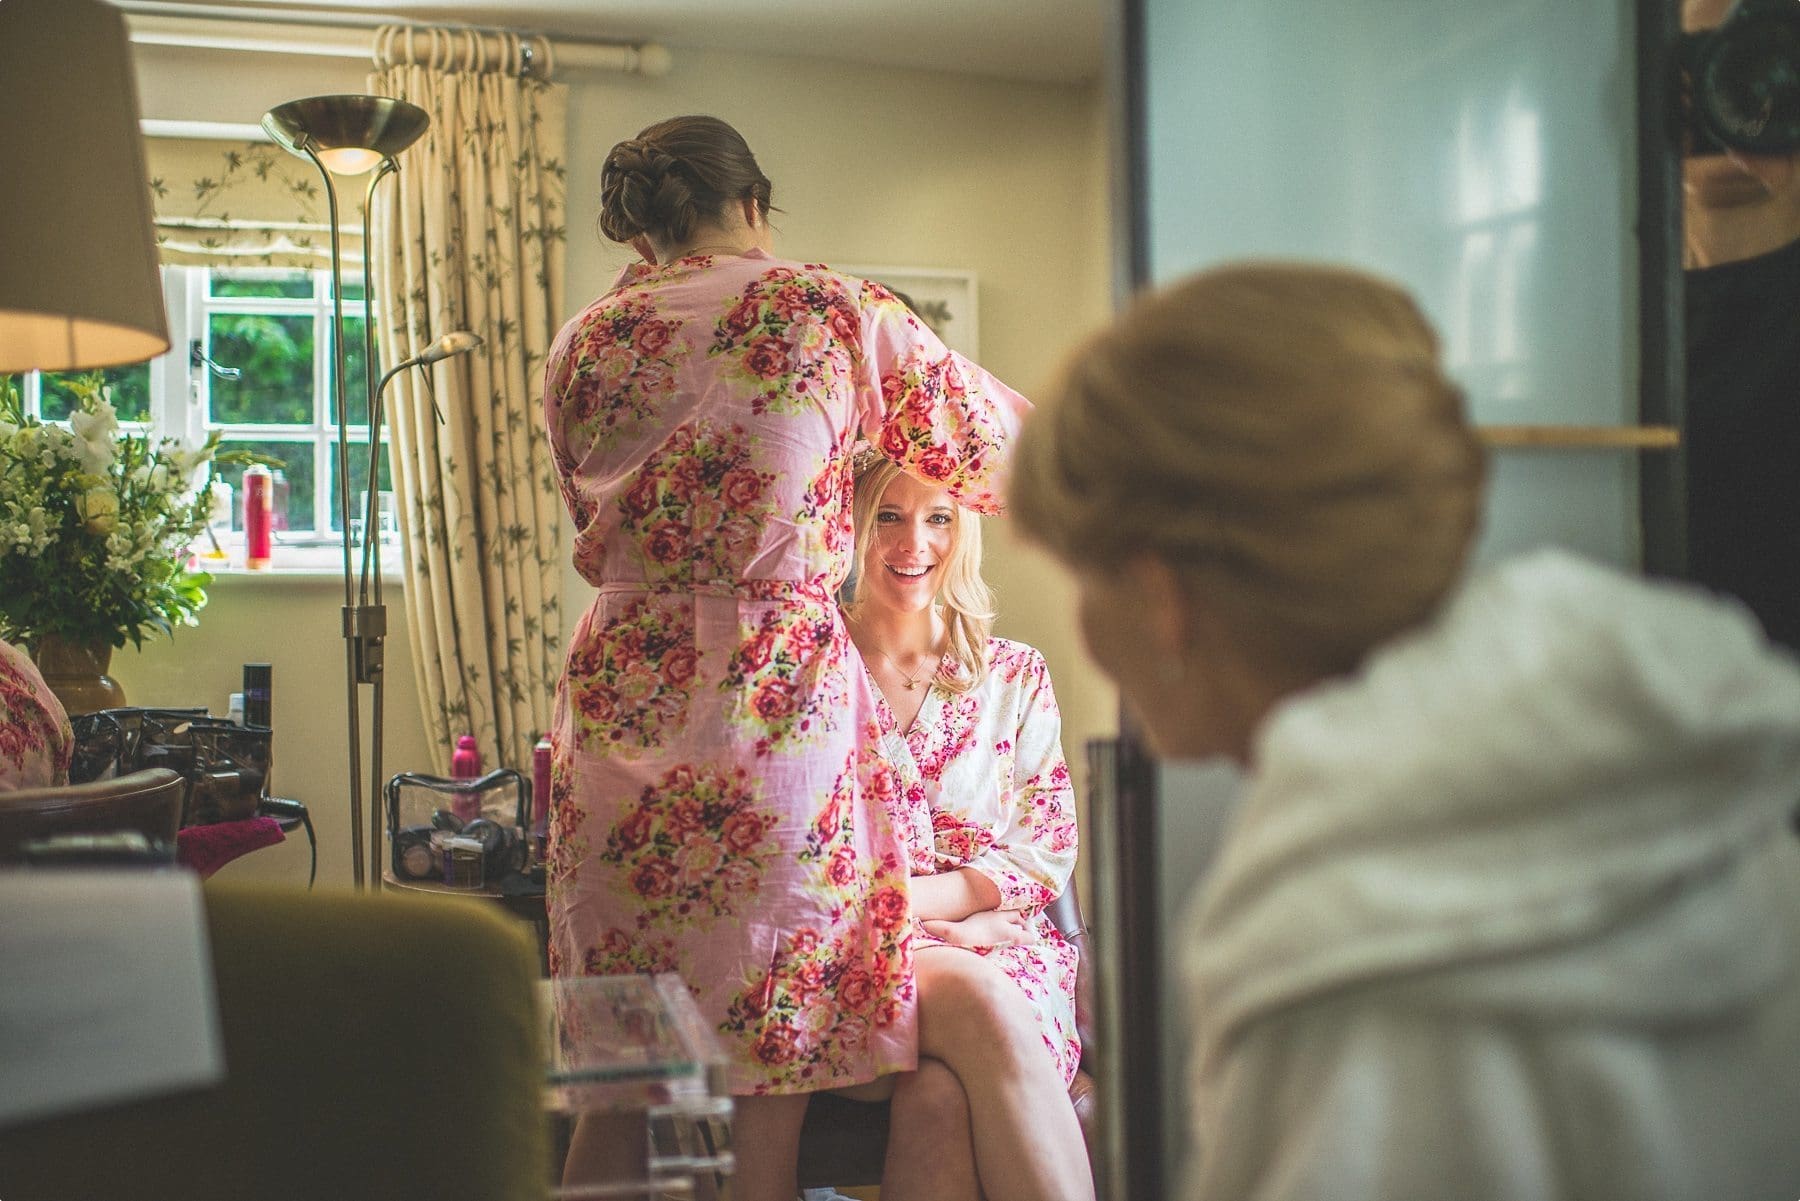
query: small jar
[{"left": 443, "top": 835, "right": 485, "bottom": 889}]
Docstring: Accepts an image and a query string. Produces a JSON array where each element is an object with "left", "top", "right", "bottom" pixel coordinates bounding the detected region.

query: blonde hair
[
  {"left": 850, "top": 457, "right": 994, "bottom": 692},
  {"left": 1012, "top": 261, "right": 1487, "bottom": 677}
]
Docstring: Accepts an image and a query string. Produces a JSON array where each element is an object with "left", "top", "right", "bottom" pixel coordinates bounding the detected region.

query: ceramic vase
[{"left": 32, "top": 633, "right": 127, "bottom": 715}]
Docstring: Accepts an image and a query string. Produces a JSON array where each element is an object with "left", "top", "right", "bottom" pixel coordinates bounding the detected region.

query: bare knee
[
  {"left": 916, "top": 949, "right": 1046, "bottom": 1072},
  {"left": 891, "top": 1056, "right": 971, "bottom": 1135}
]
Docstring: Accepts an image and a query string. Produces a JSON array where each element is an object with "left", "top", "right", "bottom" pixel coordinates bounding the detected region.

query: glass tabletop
[
  {"left": 543, "top": 974, "right": 734, "bottom": 1196},
  {"left": 543, "top": 974, "right": 721, "bottom": 1084}
]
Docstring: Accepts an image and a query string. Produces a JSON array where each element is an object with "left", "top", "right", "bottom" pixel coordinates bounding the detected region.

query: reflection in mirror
[{"left": 1679, "top": 0, "right": 1800, "bottom": 650}]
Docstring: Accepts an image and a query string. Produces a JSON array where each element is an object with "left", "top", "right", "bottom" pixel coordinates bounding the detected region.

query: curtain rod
[{"left": 117, "top": 4, "right": 673, "bottom": 76}]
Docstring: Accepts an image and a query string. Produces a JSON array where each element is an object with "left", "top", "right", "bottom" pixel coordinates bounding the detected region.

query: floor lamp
[{"left": 262, "top": 95, "right": 480, "bottom": 889}]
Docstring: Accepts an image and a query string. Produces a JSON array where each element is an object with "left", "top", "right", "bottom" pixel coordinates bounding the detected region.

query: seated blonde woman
[
  {"left": 840, "top": 453, "right": 1091, "bottom": 1201},
  {"left": 0, "top": 637, "right": 71, "bottom": 791},
  {"left": 1010, "top": 262, "right": 1800, "bottom": 1201}
]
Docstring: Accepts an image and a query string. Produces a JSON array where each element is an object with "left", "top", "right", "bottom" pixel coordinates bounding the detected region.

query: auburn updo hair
[
  {"left": 598, "top": 115, "right": 774, "bottom": 247},
  {"left": 1012, "top": 261, "right": 1487, "bottom": 678}
]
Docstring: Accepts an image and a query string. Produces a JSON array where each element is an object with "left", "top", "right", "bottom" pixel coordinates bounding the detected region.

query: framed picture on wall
[{"left": 842, "top": 266, "right": 980, "bottom": 358}]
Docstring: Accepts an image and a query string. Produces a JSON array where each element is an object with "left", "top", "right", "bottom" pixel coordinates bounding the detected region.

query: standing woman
[{"left": 542, "top": 115, "right": 1029, "bottom": 1200}]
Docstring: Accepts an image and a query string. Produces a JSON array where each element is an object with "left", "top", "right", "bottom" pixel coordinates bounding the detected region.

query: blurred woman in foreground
[{"left": 1011, "top": 262, "right": 1800, "bottom": 1201}]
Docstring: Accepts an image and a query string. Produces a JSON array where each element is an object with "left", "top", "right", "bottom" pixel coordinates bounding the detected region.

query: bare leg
[
  {"left": 915, "top": 946, "right": 1095, "bottom": 1201},
  {"left": 725, "top": 1092, "right": 811, "bottom": 1201},
  {"left": 882, "top": 1057, "right": 982, "bottom": 1201}
]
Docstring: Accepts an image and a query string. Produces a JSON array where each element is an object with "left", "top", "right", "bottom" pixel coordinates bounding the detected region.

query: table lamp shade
[{"left": 0, "top": 0, "right": 170, "bottom": 374}]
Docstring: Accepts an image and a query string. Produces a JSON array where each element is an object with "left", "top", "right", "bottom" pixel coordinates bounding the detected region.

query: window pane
[
  {"left": 331, "top": 276, "right": 367, "bottom": 302},
  {"left": 211, "top": 270, "right": 313, "bottom": 299},
  {"left": 328, "top": 437, "right": 393, "bottom": 533},
  {"left": 339, "top": 315, "right": 373, "bottom": 426},
  {"left": 208, "top": 314, "right": 314, "bottom": 424},
  {"left": 215, "top": 440, "right": 315, "bottom": 534},
  {"left": 40, "top": 365, "right": 152, "bottom": 423}
]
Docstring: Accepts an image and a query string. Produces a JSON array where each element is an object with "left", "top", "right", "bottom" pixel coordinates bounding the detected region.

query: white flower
[
  {"left": 39, "top": 425, "right": 79, "bottom": 465},
  {"left": 69, "top": 397, "right": 118, "bottom": 473},
  {"left": 163, "top": 445, "right": 208, "bottom": 489}
]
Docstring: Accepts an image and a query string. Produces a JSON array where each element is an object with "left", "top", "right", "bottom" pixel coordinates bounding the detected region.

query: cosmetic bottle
[
  {"left": 242, "top": 464, "right": 274, "bottom": 570},
  {"left": 450, "top": 734, "right": 482, "bottom": 823},
  {"left": 242, "top": 663, "right": 271, "bottom": 728},
  {"left": 531, "top": 733, "right": 552, "bottom": 859}
]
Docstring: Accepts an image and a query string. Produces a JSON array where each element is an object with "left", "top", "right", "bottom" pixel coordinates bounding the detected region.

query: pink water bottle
[{"left": 450, "top": 733, "right": 482, "bottom": 823}]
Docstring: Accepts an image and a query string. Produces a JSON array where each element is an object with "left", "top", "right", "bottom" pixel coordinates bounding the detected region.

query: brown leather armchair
[
  {"left": 0, "top": 767, "right": 184, "bottom": 861},
  {"left": 794, "top": 882, "right": 1098, "bottom": 1189}
]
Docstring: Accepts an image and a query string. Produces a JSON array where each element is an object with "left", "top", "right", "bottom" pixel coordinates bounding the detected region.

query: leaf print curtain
[
  {"left": 143, "top": 136, "right": 361, "bottom": 268},
  {"left": 368, "top": 27, "right": 567, "bottom": 773}
]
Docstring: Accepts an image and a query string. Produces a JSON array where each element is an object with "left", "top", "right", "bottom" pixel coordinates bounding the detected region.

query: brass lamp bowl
[{"left": 262, "top": 94, "right": 430, "bottom": 175}]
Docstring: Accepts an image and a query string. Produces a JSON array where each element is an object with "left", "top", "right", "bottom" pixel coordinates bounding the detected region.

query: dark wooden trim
[
  {"left": 1114, "top": 0, "right": 1150, "bottom": 303},
  {"left": 1085, "top": 732, "right": 1162, "bottom": 1201},
  {"left": 1637, "top": 0, "right": 1688, "bottom": 575},
  {"left": 1104, "top": 0, "right": 1166, "bottom": 1196}
]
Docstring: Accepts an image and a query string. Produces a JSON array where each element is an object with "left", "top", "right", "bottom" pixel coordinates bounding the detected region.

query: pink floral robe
[
  {"left": 0, "top": 638, "right": 72, "bottom": 791},
  {"left": 542, "top": 249, "right": 1030, "bottom": 1095},
  {"left": 877, "top": 637, "right": 1083, "bottom": 1085}
]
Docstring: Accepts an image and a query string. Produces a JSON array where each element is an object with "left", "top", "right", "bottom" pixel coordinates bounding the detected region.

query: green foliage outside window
[{"left": 41, "top": 365, "right": 151, "bottom": 423}]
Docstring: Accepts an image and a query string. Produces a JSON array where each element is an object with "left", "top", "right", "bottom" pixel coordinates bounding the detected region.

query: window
[{"left": 8, "top": 265, "right": 397, "bottom": 569}]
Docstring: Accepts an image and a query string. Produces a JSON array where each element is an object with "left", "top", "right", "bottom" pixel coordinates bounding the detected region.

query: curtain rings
[
  {"left": 372, "top": 22, "right": 556, "bottom": 78},
  {"left": 526, "top": 34, "right": 554, "bottom": 80}
]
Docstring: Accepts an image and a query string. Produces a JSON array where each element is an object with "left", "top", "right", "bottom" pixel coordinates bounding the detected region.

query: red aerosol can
[{"left": 242, "top": 464, "right": 274, "bottom": 570}]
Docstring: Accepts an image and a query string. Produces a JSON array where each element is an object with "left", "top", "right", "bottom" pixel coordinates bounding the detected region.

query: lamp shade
[
  {"left": 262, "top": 95, "right": 430, "bottom": 176},
  {"left": 0, "top": 0, "right": 170, "bottom": 374}
]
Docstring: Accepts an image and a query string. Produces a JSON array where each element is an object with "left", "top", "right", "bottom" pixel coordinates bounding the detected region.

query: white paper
[{"left": 0, "top": 869, "right": 224, "bottom": 1127}]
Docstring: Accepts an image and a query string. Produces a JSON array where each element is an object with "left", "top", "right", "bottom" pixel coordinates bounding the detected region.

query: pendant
[{"left": 903, "top": 681, "right": 917, "bottom": 690}]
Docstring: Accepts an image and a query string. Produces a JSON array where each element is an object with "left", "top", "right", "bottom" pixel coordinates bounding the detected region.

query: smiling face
[{"left": 856, "top": 470, "right": 958, "bottom": 616}]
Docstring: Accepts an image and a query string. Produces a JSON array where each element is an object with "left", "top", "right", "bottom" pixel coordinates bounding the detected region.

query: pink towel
[{"left": 177, "top": 816, "right": 284, "bottom": 878}]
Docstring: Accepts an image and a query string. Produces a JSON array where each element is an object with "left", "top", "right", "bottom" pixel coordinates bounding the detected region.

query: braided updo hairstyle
[
  {"left": 1011, "top": 262, "right": 1487, "bottom": 678},
  {"left": 598, "top": 115, "right": 774, "bottom": 248}
]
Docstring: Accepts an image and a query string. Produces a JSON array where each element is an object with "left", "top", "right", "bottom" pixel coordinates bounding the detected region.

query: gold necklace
[
  {"left": 869, "top": 647, "right": 940, "bottom": 691},
  {"left": 672, "top": 241, "right": 750, "bottom": 260}
]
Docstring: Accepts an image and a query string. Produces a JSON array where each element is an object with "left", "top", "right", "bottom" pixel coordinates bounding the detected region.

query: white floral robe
[
  {"left": 542, "top": 250, "right": 1030, "bottom": 1095},
  {"left": 878, "top": 637, "right": 1082, "bottom": 1084}
]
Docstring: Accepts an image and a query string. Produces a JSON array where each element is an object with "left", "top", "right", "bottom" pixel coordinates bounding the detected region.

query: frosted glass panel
[{"left": 1141, "top": 0, "right": 1640, "bottom": 564}]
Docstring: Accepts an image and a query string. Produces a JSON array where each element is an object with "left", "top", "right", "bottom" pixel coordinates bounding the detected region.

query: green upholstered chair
[{"left": 0, "top": 880, "right": 548, "bottom": 1201}]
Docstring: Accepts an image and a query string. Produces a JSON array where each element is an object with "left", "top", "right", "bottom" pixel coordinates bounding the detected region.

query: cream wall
[{"left": 117, "top": 37, "right": 1116, "bottom": 889}]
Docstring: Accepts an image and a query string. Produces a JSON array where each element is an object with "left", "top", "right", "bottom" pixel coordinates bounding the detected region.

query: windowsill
[{"left": 194, "top": 540, "right": 403, "bottom": 584}]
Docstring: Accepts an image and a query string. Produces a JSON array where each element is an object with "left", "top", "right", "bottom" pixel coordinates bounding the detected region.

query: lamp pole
[{"left": 262, "top": 95, "right": 429, "bottom": 890}]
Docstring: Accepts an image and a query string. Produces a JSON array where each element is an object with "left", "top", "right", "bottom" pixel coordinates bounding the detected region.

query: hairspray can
[
  {"left": 243, "top": 464, "right": 274, "bottom": 570},
  {"left": 450, "top": 733, "right": 482, "bottom": 824}
]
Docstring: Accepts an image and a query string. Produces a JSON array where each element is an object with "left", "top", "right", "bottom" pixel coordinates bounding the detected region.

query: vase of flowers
[{"left": 0, "top": 373, "right": 238, "bottom": 713}]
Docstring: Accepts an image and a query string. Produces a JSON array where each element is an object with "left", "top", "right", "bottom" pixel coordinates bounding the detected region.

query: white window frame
[{"left": 14, "top": 264, "right": 398, "bottom": 575}]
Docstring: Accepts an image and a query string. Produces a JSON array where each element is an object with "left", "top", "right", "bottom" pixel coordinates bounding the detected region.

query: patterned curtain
[
  {"left": 368, "top": 27, "right": 568, "bottom": 773},
  {"left": 144, "top": 136, "right": 365, "bottom": 267}
]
